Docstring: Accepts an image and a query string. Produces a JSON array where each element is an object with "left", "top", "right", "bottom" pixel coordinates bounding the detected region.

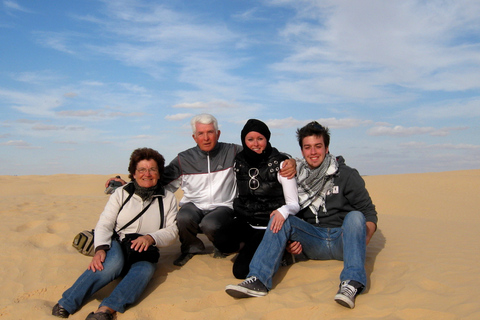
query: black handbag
[
  {"left": 116, "top": 196, "right": 164, "bottom": 272},
  {"left": 120, "top": 233, "right": 160, "bottom": 266}
]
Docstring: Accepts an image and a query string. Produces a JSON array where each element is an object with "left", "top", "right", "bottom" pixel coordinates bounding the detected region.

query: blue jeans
[
  {"left": 59, "top": 240, "right": 156, "bottom": 314},
  {"left": 248, "top": 211, "right": 367, "bottom": 291}
]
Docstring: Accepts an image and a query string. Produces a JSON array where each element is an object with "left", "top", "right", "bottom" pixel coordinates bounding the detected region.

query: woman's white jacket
[{"left": 94, "top": 182, "right": 179, "bottom": 250}]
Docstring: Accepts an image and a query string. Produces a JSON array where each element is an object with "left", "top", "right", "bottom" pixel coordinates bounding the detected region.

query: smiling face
[
  {"left": 133, "top": 159, "right": 159, "bottom": 188},
  {"left": 244, "top": 131, "right": 267, "bottom": 154},
  {"left": 192, "top": 122, "right": 220, "bottom": 152},
  {"left": 301, "top": 135, "right": 329, "bottom": 169}
]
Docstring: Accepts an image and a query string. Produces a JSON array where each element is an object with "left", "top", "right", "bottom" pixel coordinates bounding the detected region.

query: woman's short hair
[
  {"left": 190, "top": 113, "right": 218, "bottom": 134},
  {"left": 127, "top": 148, "right": 165, "bottom": 180},
  {"left": 296, "top": 121, "right": 330, "bottom": 148}
]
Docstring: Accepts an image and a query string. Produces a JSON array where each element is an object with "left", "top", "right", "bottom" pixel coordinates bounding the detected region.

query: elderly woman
[
  {"left": 231, "top": 119, "right": 300, "bottom": 279},
  {"left": 52, "top": 148, "right": 178, "bottom": 320}
]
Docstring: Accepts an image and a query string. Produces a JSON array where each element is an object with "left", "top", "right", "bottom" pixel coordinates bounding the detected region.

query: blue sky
[{"left": 1, "top": 0, "right": 479, "bottom": 176}]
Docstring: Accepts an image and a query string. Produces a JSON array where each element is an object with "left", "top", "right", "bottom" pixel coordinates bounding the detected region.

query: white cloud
[
  {"left": 100, "top": 1, "right": 236, "bottom": 45},
  {"left": 34, "top": 31, "right": 78, "bottom": 55},
  {"left": 318, "top": 118, "right": 373, "bottom": 129},
  {"left": 172, "top": 102, "right": 210, "bottom": 109},
  {"left": 368, "top": 125, "right": 458, "bottom": 137},
  {"left": 56, "top": 110, "right": 100, "bottom": 117},
  {"left": 268, "top": 0, "right": 480, "bottom": 104},
  {"left": 4, "top": 91, "right": 63, "bottom": 116},
  {"left": 32, "top": 124, "right": 65, "bottom": 131},
  {"left": 3, "top": 0, "right": 32, "bottom": 13},
  {"left": 400, "top": 141, "right": 480, "bottom": 150},
  {"left": 55, "top": 110, "right": 144, "bottom": 119},
  {"left": 11, "top": 71, "right": 61, "bottom": 84},
  {"left": 0, "top": 140, "right": 38, "bottom": 148},
  {"left": 266, "top": 117, "right": 372, "bottom": 129},
  {"left": 131, "top": 135, "right": 153, "bottom": 139},
  {"left": 119, "top": 83, "right": 148, "bottom": 94},
  {"left": 265, "top": 117, "right": 304, "bottom": 129},
  {"left": 411, "top": 98, "right": 480, "bottom": 120},
  {"left": 81, "top": 81, "right": 104, "bottom": 86},
  {"left": 172, "top": 100, "right": 240, "bottom": 110},
  {"left": 66, "top": 126, "right": 86, "bottom": 131},
  {"left": 165, "top": 113, "right": 194, "bottom": 121},
  {"left": 232, "top": 7, "right": 268, "bottom": 22}
]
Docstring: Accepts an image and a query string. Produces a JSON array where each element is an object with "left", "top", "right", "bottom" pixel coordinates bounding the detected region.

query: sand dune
[{"left": 0, "top": 170, "right": 479, "bottom": 319}]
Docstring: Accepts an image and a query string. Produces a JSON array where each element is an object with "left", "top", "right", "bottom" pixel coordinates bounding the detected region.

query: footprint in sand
[
  {"left": 47, "top": 221, "right": 70, "bottom": 234},
  {"left": 418, "top": 278, "right": 450, "bottom": 292},
  {"left": 14, "top": 287, "right": 49, "bottom": 303},
  {"left": 28, "top": 233, "right": 63, "bottom": 248},
  {"left": 372, "top": 261, "right": 409, "bottom": 294},
  {"left": 16, "top": 220, "right": 44, "bottom": 232}
]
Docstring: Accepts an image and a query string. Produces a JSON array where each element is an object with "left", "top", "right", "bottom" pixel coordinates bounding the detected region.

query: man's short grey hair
[{"left": 190, "top": 113, "right": 219, "bottom": 134}]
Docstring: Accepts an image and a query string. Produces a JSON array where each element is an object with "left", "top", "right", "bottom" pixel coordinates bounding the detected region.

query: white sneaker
[{"left": 334, "top": 280, "right": 364, "bottom": 309}]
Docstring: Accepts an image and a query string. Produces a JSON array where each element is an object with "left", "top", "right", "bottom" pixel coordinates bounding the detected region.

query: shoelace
[
  {"left": 242, "top": 276, "right": 258, "bottom": 284},
  {"left": 340, "top": 282, "right": 357, "bottom": 298}
]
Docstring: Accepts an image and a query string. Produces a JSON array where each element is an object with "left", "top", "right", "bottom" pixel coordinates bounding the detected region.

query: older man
[
  {"left": 162, "top": 113, "right": 240, "bottom": 266},
  {"left": 226, "top": 121, "right": 377, "bottom": 309}
]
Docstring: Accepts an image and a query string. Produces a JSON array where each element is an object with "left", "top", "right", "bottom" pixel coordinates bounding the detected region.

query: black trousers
[
  {"left": 176, "top": 202, "right": 236, "bottom": 254},
  {"left": 231, "top": 219, "right": 266, "bottom": 279}
]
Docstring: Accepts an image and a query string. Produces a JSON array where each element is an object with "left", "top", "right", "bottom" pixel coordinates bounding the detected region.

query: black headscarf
[{"left": 240, "top": 119, "right": 273, "bottom": 166}]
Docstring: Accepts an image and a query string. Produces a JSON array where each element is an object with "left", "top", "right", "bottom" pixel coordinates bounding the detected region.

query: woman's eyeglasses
[
  {"left": 136, "top": 167, "right": 159, "bottom": 174},
  {"left": 248, "top": 168, "right": 260, "bottom": 190}
]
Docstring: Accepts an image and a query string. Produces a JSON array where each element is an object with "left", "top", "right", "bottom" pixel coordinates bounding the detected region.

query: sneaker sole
[
  {"left": 225, "top": 285, "right": 267, "bottom": 298},
  {"left": 334, "top": 294, "right": 355, "bottom": 309}
]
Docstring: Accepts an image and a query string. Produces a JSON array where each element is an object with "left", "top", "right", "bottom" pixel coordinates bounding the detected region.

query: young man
[{"left": 225, "top": 121, "right": 378, "bottom": 309}]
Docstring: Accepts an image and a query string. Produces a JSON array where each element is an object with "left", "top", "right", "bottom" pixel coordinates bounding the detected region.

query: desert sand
[{"left": 0, "top": 170, "right": 479, "bottom": 320}]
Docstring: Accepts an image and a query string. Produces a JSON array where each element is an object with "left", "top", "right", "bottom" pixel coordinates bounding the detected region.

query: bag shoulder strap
[
  {"left": 115, "top": 184, "right": 165, "bottom": 232},
  {"left": 158, "top": 197, "right": 164, "bottom": 229},
  {"left": 118, "top": 192, "right": 134, "bottom": 213},
  {"left": 117, "top": 199, "right": 154, "bottom": 233}
]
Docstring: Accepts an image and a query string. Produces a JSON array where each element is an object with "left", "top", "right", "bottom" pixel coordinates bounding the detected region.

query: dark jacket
[
  {"left": 233, "top": 148, "right": 289, "bottom": 227},
  {"left": 297, "top": 156, "right": 377, "bottom": 228}
]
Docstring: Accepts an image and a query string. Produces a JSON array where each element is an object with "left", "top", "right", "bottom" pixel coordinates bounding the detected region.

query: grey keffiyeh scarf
[{"left": 297, "top": 153, "right": 339, "bottom": 224}]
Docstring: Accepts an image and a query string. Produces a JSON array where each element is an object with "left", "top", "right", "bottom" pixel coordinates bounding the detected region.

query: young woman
[{"left": 231, "top": 119, "right": 299, "bottom": 279}]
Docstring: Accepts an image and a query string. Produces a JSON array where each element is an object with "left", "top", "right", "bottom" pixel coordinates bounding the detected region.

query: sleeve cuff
[{"left": 95, "top": 245, "right": 110, "bottom": 253}]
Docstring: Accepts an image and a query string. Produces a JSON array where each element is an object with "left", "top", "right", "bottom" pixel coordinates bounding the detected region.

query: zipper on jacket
[{"left": 207, "top": 152, "right": 213, "bottom": 205}]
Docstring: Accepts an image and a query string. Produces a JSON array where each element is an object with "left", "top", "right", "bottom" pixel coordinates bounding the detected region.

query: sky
[{"left": 1, "top": 0, "right": 480, "bottom": 176}]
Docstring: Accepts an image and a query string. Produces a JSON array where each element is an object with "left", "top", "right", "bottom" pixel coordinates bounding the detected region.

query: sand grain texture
[{"left": 0, "top": 171, "right": 479, "bottom": 319}]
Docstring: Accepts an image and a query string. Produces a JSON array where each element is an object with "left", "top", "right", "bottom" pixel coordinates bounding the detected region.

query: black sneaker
[
  {"left": 334, "top": 280, "right": 364, "bottom": 309},
  {"left": 213, "top": 247, "right": 228, "bottom": 259},
  {"left": 225, "top": 276, "right": 268, "bottom": 298},
  {"left": 52, "top": 303, "right": 70, "bottom": 318},
  {"left": 173, "top": 253, "right": 194, "bottom": 266}
]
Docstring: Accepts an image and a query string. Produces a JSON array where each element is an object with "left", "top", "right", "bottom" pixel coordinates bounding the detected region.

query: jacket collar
[
  {"left": 123, "top": 181, "right": 165, "bottom": 197},
  {"left": 195, "top": 141, "right": 221, "bottom": 156}
]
